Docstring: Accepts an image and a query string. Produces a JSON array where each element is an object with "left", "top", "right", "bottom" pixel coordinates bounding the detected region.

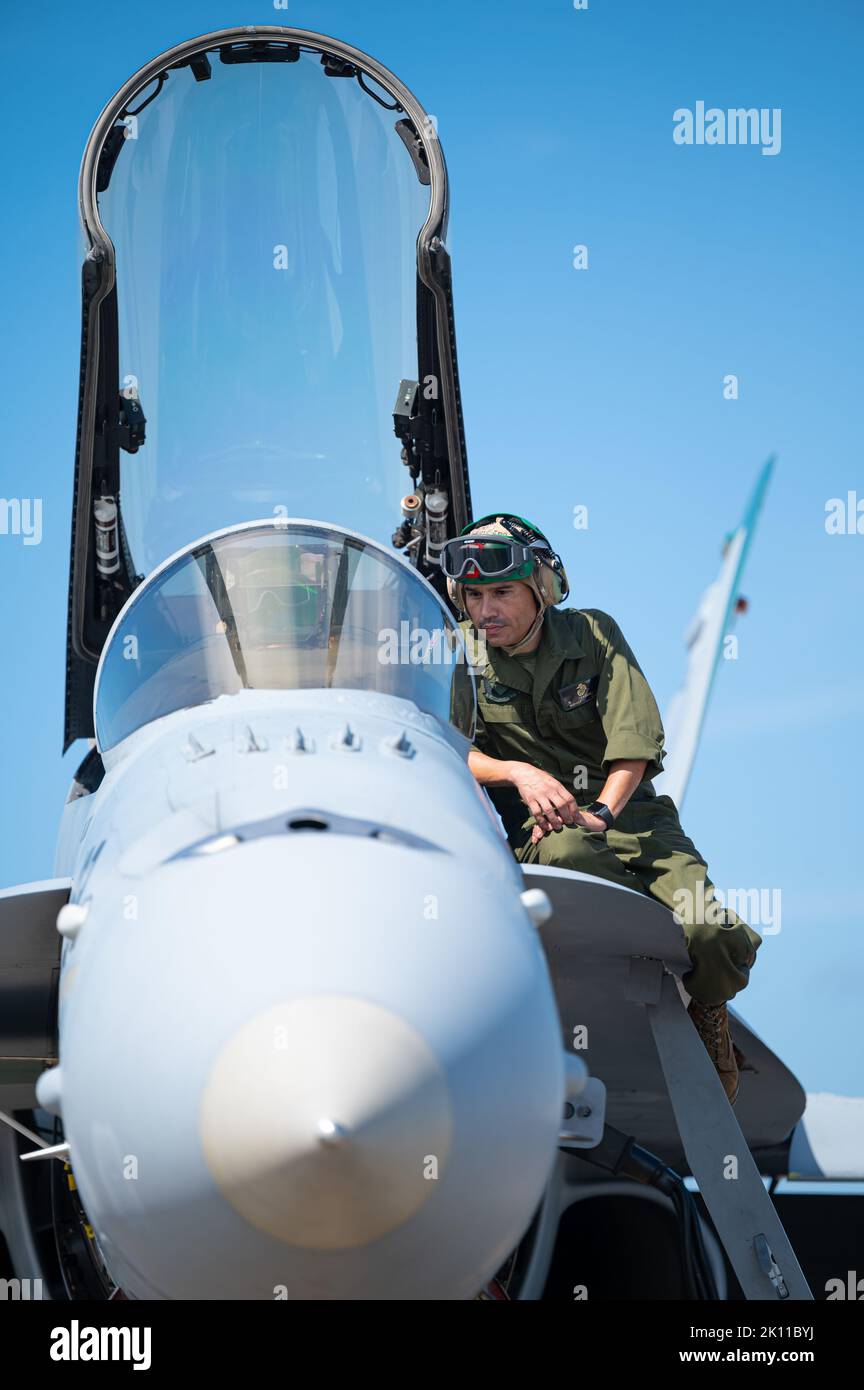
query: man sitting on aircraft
[{"left": 442, "top": 513, "right": 761, "bottom": 1106}]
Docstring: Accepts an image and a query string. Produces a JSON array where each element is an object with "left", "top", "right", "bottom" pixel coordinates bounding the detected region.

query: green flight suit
[{"left": 460, "top": 605, "right": 761, "bottom": 1005}]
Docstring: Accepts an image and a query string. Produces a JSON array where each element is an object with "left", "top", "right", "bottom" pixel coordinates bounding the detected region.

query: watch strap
[{"left": 585, "top": 799, "right": 615, "bottom": 829}]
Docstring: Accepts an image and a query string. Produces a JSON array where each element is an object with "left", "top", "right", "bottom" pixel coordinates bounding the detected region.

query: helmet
[{"left": 442, "top": 513, "right": 569, "bottom": 657}]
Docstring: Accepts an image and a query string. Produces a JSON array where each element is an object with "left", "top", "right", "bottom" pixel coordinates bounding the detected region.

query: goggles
[
  {"left": 244, "top": 584, "right": 320, "bottom": 615},
  {"left": 439, "top": 535, "right": 544, "bottom": 583}
]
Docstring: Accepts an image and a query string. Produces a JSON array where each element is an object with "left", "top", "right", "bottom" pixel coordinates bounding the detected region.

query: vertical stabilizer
[{"left": 655, "top": 456, "right": 775, "bottom": 808}]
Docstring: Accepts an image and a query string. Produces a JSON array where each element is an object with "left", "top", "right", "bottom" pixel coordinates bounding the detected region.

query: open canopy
[{"left": 66, "top": 26, "right": 473, "bottom": 748}]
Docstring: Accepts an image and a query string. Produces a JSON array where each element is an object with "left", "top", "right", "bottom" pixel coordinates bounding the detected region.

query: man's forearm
[
  {"left": 467, "top": 751, "right": 649, "bottom": 830},
  {"left": 598, "top": 759, "right": 648, "bottom": 818},
  {"left": 467, "top": 749, "right": 518, "bottom": 787},
  {"left": 468, "top": 751, "right": 648, "bottom": 809}
]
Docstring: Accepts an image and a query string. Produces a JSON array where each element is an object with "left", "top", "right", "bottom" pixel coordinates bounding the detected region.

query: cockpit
[{"left": 94, "top": 520, "right": 477, "bottom": 752}]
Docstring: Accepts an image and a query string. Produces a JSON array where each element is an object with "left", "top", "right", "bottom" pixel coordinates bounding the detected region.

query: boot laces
[{"left": 692, "top": 1002, "right": 728, "bottom": 1061}]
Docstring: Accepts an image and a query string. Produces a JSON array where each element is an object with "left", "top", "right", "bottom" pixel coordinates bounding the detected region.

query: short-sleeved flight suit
[{"left": 460, "top": 605, "right": 761, "bottom": 1006}]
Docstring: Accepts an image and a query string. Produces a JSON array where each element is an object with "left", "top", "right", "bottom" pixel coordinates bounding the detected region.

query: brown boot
[{"left": 687, "top": 999, "right": 740, "bottom": 1106}]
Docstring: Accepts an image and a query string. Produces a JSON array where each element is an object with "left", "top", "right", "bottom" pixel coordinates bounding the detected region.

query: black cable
[{"left": 562, "top": 1124, "right": 721, "bottom": 1300}]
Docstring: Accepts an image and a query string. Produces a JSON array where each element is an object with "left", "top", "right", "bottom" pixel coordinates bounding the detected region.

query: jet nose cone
[{"left": 199, "top": 997, "right": 452, "bottom": 1250}]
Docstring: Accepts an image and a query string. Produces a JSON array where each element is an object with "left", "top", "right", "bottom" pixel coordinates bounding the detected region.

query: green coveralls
[{"left": 461, "top": 605, "right": 761, "bottom": 1005}]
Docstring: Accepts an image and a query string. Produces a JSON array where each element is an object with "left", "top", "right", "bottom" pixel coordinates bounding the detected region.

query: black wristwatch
[{"left": 585, "top": 800, "right": 615, "bottom": 830}]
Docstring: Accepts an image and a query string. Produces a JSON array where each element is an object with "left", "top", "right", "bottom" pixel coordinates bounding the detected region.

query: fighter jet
[{"left": 0, "top": 25, "right": 858, "bottom": 1302}]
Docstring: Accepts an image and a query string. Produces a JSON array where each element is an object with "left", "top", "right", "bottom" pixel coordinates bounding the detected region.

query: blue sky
[{"left": 1, "top": 0, "right": 861, "bottom": 1128}]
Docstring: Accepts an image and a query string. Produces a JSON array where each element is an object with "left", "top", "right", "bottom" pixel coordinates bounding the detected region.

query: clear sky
[{"left": 1, "top": 0, "right": 861, "bottom": 1124}]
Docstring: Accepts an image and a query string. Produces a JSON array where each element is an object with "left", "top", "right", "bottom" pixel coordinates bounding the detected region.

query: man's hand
[
  {"left": 521, "top": 759, "right": 649, "bottom": 843},
  {"left": 467, "top": 751, "right": 647, "bottom": 846},
  {"left": 508, "top": 763, "right": 596, "bottom": 841},
  {"left": 528, "top": 808, "right": 608, "bottom": 844}
]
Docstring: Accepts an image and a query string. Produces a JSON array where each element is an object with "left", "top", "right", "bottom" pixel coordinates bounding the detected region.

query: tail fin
[{"left": 655, "top": 456, "right": 775, "bottom": 809}]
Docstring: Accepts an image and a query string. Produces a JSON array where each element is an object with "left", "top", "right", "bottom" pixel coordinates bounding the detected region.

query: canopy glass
[
  {"left": 95, "top": 522, "right": 477, "bottom": 751},
  {"left": 99, "top": 51, "right": 429, "bottom": 574}
]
